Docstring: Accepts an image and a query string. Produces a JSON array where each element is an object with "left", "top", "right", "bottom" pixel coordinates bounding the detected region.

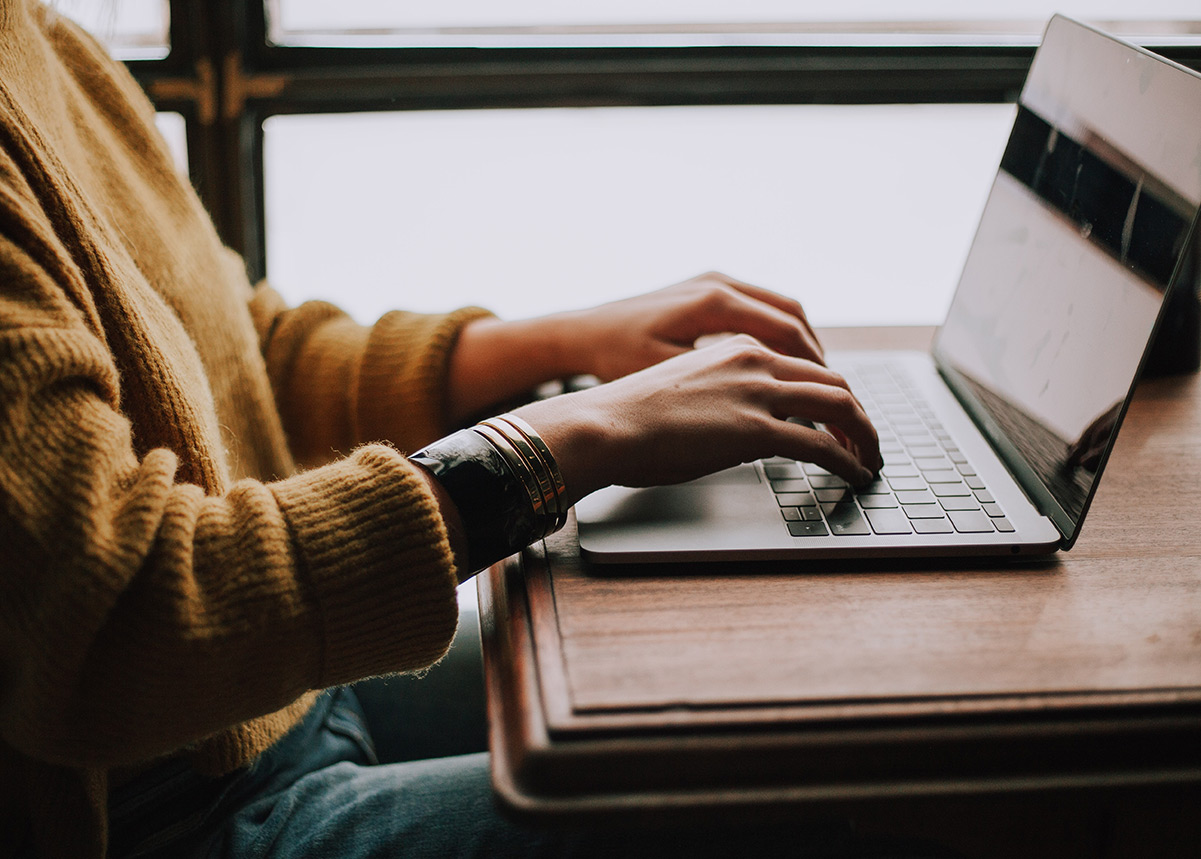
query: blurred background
[
  {"left": 52, "top": 0, "right": 1201, "bottom": 608},
  {"left": 53, "top": 1, "right": 1201, "bottom": 328}
]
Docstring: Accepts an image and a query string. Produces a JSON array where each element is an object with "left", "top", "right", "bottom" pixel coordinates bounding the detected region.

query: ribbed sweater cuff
[
  {"left": 270, "top": 444, "right": 459, "bottom": 686},
  {"left": 356, "top": 305, "right": 493, "bottom": 451}
]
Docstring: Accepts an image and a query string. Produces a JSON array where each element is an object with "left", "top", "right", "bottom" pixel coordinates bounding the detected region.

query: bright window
[
  {"left": 269, "top": 0, "right": 1201, "bottom": 46},
  {"left": 54, "top": 0, "right": 169, "bottom": 60},
  {"left": 265, "top": 103, "right": 1014, "bottom": 328}
]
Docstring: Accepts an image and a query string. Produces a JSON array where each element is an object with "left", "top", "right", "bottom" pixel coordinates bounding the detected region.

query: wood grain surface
[
  {"left": 480, "top": 326, "right": 1201, "bottom": 826},
  {"left": 537, "top": 327, "right": 1201, "bottom": 718}
]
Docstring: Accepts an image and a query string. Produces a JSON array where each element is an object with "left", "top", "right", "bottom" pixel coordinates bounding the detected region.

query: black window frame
[{"left": 127, "top": 0, "right": 1201, "bottom": 283}]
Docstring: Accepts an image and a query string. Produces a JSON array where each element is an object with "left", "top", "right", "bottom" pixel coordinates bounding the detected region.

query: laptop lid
[
  {"left": 931, "top": 15, "right": 1201, "bottom": 548},
  {"left": 576, "top": 17, "right": 1200, "bottom": 564}
]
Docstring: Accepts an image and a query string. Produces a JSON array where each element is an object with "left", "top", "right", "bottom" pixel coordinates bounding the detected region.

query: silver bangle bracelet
[{"left": 475, "top": 414, "right": 568, "bottom": 538}]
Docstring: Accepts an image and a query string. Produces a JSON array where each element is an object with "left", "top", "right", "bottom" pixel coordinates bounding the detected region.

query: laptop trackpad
[{"left": 576, "top": 464, "right": 764, "bottom": 526}]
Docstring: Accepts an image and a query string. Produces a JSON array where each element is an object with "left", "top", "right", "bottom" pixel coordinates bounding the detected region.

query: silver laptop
[{"left": 576, "top": 16, "right": 1201, "bottom": 564}]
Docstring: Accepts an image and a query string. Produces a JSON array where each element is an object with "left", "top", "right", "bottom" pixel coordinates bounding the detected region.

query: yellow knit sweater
[{"left": 0, "top": 2, "right": 491, "bottom": 855}]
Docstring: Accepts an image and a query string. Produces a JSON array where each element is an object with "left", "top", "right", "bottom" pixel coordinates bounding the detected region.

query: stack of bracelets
[{"left": 409, "top": 413, "right": 568, "bottom": 573}]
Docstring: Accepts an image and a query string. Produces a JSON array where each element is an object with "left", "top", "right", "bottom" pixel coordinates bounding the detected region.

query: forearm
[
  {"left": 411, "top": 461, "right": 470, "bottom": 583},
  {"left": 445, "top": 314, "right": 588, "bottom": 427},
  {"left": 251, "top": 283, "right": 493, "bottom": 458},
  {"left": 2, "top": 385, "right": 459, "bottom": 767}
]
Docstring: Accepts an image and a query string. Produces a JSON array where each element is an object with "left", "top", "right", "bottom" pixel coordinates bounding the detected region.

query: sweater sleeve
[
  {"left": 0, "top": 217, "right": 461, "bottom": 770},
  {"left": 245, "top": 271, "right": 493, "bottom": 467}
]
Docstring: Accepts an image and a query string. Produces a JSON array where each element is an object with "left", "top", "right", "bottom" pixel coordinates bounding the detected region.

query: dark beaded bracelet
[{"left": 410, "top": 429, "right": 539, "bottom": 574}]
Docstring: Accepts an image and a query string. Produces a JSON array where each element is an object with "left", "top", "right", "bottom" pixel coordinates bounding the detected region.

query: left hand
[
  {"left": 558, "top": 271, "right": 825, "bottom": 381},
  {"left": 446, "top": 271, "right": 824, "bottom": 427}
]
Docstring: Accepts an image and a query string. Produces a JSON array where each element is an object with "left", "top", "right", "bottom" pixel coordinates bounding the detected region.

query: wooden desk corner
[{"left": 479, "top": 327, "right": 1201, "bottom": 828}]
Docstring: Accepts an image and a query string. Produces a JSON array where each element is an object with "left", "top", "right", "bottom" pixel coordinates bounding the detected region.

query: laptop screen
[{"left": 932, "top": 16, "right": 1201, "bottom": 545}]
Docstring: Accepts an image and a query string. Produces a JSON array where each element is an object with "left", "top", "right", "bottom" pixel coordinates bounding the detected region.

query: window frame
[{"left": 126, "top": 0, "right": 1201, "bottom": 282}]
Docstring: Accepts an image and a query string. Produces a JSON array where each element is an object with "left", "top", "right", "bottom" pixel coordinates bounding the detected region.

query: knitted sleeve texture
[
  {"left": 247, "top": 279, "right": 492, "bottom": 466},
  {"left": 0, "top": 5, "right": 513, "bottom": 855},
  {"left": 0, "top": 153, "right": 466, "bottom": 773},
  {"left": 0, "top": 238, "right": 457, "bottom": 768}
]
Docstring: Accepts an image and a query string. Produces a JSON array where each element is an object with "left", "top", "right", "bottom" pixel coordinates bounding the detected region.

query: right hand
[{"left": 513, "top": 334, "right": 881, "bottom": 508}]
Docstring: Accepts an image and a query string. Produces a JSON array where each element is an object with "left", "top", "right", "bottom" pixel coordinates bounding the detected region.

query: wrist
[
  {"left": 410, "top": 415, "right": 570, "bottom": 577},
  {"left": 447, "top": 315, "right": 585, "bottom": 426},
  {"left": 512, "top": 393, "right": 613, "bottom": 508},
  {"left": 410, "top": 429, "right": 538, "bottom": 576},
  {"left": 410, "top": 460, "right": 470, "bottom": 583}
]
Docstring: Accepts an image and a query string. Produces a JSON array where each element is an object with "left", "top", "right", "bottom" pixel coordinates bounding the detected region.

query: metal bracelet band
[
  {"left": 409, "top": 428, "right": 539, "bottom": 574},
  {"left": 471, "top": 423, "right": 548, "bottom": 525},
  {"left": 492, "top": 413, "right": 568, "bottom": 532},
  {"left": 477, "top": 418, "right": 561, "bottom": 537}
]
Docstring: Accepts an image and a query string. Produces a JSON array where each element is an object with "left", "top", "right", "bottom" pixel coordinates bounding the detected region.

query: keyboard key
[
  {"left": 915, "top": 456, "right": 953, "bottom": 471},
  {"left": 816, "top": 488, "right": 852, "bottom": 503},
  {"left": 931, "top": 482, "right": 971, "bottom": 497},
  {"left": 765, "top": 362, "right": 1010, "bottom": 545},
  {"left": 857, "top": 479, "right": 891, "bottom": 495},
  {"left": 765, "top": 462, "right": 803, "bottom": 479},
  {"left": 787, "top": 520, "right": 830, "bottom": 537},
  {"left": 865, "top": 507, "right": 914, "bottom": 534},
  {"left": 940, "top": 496, "right": 981, "bottom": 511},
  {"left": 903, "top": 504, "right": 947, "bottom": 519},
  {"left": 907, "top": 445, "right": 943, "bottom": 459},
  {"left": 993, "top": 517, "right": 1016, "bottom": 533},
  {"left": 913, "top": 518, "right": 955, "bottom": 534},
  {"left": 948, "top": 510, "right": 995, "bottom": 533},
  {"left": 809, "top": 474, "right": 848, "bottom": 489},
  {"left": 821, "top": 500, "right": 871, "bottom": 535},
  {"left": 770, "top": 478, "right": 811, "bottom": 493}
]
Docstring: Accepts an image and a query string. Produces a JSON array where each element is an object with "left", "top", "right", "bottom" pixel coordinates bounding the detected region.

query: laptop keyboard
[{"left": 764, "top": 363, "right": 1015, "bottom": 538}]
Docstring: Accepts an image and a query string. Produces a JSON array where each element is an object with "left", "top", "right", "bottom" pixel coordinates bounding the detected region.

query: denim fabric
[
  {"left": 106, "top": 685, "right": 959, "bottom": 859},
  {"left": 106, "top": 616, "right": 958, "bottom": 859},
  {"left": 107, "top": 687, "right": 549, "bottom": 858}
]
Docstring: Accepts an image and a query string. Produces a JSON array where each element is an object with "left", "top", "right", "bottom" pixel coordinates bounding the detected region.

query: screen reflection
[{"left": 934, "top": 16, "right": 1201, "bottom": 532}]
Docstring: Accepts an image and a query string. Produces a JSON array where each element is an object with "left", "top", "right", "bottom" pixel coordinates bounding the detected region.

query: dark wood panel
[
  {"left": 480, "top": 326, "right": 1201, "bottom": 823},
  {"left": 541, "top": 328, "right": 1201, "bottom": 715}
]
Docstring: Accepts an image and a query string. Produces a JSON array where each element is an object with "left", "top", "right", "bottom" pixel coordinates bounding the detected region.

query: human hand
[
  {"left": 513, "top": 334, "right": 881, "bottom": 508},
  {"left": 1065, "top": 400, "right": 1121, "bottom": 472},
  {"left": 446, "top": 271, "right": 823, "bottom": 427},
  {"left": 557, "top": 271, "right": 825, "bottom": 382}
]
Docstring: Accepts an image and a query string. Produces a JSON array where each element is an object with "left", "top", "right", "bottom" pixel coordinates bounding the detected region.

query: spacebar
[{"left": 821, "top": 499, "right": 871, "bottom": 536}]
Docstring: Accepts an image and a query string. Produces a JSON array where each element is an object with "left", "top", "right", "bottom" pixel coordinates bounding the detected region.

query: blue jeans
[
  {"left": 109, "top": 685, "right": 572, "bottom": 858},
  {"left": 107, "top": 622, "right": 957, "bottom": 858}
]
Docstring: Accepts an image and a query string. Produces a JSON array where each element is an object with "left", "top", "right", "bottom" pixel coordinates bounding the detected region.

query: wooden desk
[{"left": 478, "top": 327, "right": 1201, "bottom": 849}]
